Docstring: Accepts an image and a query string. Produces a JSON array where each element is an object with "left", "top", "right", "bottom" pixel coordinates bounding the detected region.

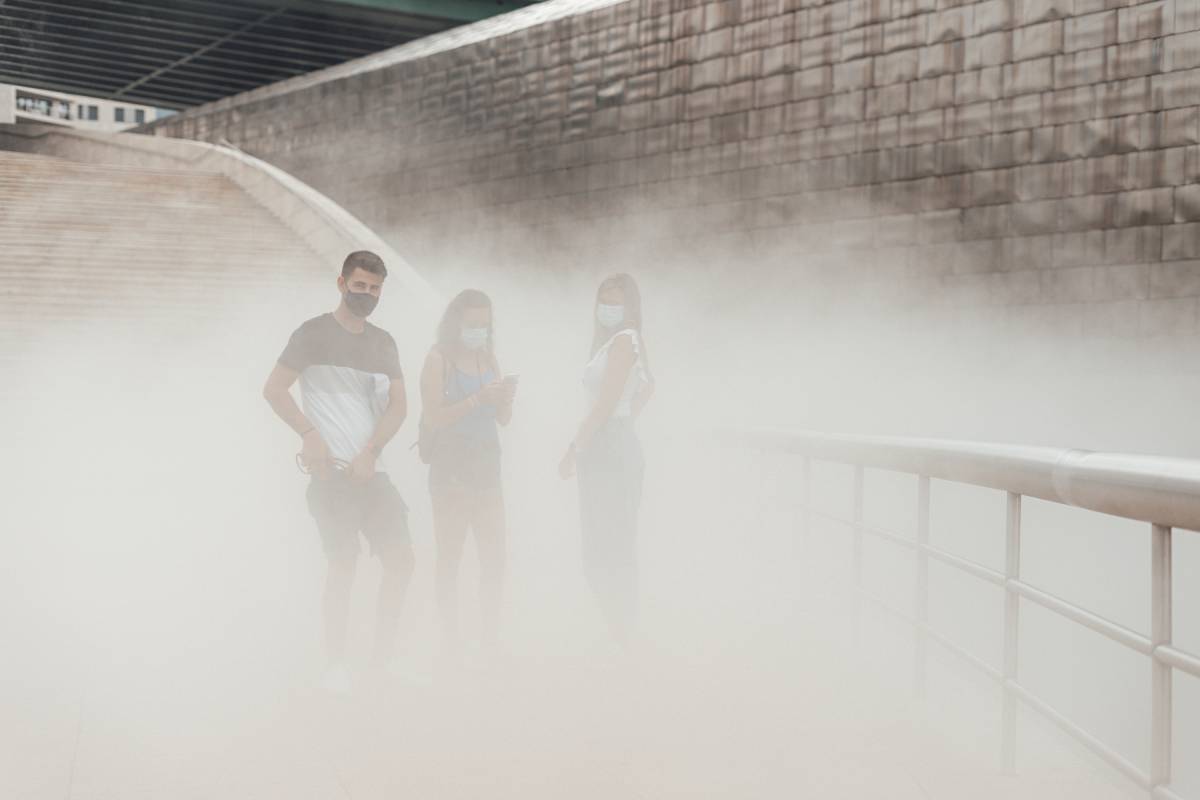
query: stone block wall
[{"left": 145, "top": 0, "right": 1200, "bottom": 337}]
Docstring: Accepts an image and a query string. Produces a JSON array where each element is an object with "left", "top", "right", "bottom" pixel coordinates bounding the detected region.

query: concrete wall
[{"left": 145, "top": 0, "right": 1200, "bottom": 337}]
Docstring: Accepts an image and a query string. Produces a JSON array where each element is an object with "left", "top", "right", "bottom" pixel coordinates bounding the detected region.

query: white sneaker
[{"left": 319, "top": 661, "right": 352, "bottom": 695}]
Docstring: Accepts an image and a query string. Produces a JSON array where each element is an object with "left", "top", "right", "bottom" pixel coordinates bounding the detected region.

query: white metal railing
[{"left": 736, "top": 429, "right": 1200, "bottom": 800}]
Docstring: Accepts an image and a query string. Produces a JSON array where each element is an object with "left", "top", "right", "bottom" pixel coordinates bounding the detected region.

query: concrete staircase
[{"left": 0, "top": 149, "right": 325, "bottom": 341}]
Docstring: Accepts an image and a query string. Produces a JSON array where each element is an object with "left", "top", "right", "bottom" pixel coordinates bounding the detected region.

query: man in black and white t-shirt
[{"left": 263, "top": 250, "right": 412, "bottom": 693}]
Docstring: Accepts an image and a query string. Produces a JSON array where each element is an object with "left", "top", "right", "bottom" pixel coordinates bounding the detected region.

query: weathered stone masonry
[{"left": 148, "top": 0, "right": 1200, "bottom": 337}]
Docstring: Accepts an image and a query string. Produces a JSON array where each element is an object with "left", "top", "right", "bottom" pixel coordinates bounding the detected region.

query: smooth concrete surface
[{"left": 0, "top": 435, "right": 1158, "bottom": 800}]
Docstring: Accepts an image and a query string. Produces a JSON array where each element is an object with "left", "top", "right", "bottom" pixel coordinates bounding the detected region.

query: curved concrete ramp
[
  {"left": 0, "top": 149, "right": 323, "bottom": 330},
  {"left": 0, "top": 123, "right": 440, "bottom": 369}
]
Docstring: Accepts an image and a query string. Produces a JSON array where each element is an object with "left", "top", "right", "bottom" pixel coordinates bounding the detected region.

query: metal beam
[
  {"left": 113, "top": 7, "right": 291, "bottom": 99},
  {"left": 267, "top": 7, "right": 450, "bottom": 36},
  {"left": 7, "top": 0, "right": 268, "bottom": 31},
  {"left": 313, "top": 0, "right": 543, "bottom": 23},
  {"left": 1, "top": 7, "right": 364, "bottom": 68},
  {"left": 0, "top": 28, "right": 216, "bottom": 64},
  {"left": 0, "top": 7, "right": 400, "bottom": 71},
  {"left": 0, "top": 0, "right": 525, "bottom": 108},
  {"left": 0, "top": 68, "right": 129, "bottom": 98},
  {"left": 0, "top": 5, "right": 238, "bottom": 47},
  {"left": 253, "top": 11, "right": 438, "bottom": 39},
  {"left": 1, "top": 12, "right": 385, "bottom": 62},
  {"left": 6, "top": 0, "right": 463, "bottom": 39},
  {"left": 0, "top": 63, "right": 216, "bottom": 106},
  {"left": 0, "top": 57, "right": 231, "bottom": 102},
  {"left": 0, "top": 31, "right": 316, "bottom": 86},
  {"left": 0, "top": 46, "right": 279, "bottom": 94},
  {"left": 0, "top": 54, "right": 143, "bottom": 84}
]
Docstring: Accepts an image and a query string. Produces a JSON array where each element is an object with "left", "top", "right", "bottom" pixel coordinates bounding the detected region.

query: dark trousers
[
  {"left": 306, "top": 473, "right": 414, "bottom": 662},
  {"left": 577, "top": 420, "right": 643, "bottom": 644}
]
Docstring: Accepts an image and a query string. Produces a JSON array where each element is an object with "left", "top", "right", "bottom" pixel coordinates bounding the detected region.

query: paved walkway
[{"left": 0, "top": 427, "right": 1150, "bottom": 800}]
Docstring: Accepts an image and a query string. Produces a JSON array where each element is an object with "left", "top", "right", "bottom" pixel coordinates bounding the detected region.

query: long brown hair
[{"left": 591, "top": 273, "right": 652, "bottom": 379}]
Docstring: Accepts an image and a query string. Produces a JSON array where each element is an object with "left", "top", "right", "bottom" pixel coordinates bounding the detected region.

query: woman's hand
[
  {"left": 494, "top": 380, "right": 516, "bottom": 426},
  {"left": 558, "top": 444, "right": 576, "bottom": 479},
  {"left": 478, "top": 380, "right": 509, "bottom": 406},
  {"left": 498, "top": 380, "right": 517, "bottom": 406}
]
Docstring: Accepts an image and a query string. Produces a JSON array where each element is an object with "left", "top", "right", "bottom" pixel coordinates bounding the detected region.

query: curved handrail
[
  {"left": 734, "top": 426, "right": 1197, "bottom": 796},
  {"left": 733, "top": 428, "right": 1200, "bottom": 532}
]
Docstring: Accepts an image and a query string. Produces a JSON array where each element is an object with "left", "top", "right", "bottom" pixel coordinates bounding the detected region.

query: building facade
[{"left": 0, "top": 83, "right": 167, "bottom": 131}]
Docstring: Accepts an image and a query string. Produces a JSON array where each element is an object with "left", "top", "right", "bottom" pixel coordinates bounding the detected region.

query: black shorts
[
  {"left": 428, "top": 444, "right": 502, "bottom": 493},
  {"left": 306, "top": 472, "right": 411, "bottom": 565}
]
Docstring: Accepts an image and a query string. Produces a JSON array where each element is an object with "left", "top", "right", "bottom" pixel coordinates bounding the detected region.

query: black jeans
[
  {"left": 305, "top": 472, "right": 411, "bottom": 567},
  {"left": 577, "top": 420, "right": 644, "bottom": 643},
  {"left": 305, "top": 472, "right": 414, "bottom": 661}
]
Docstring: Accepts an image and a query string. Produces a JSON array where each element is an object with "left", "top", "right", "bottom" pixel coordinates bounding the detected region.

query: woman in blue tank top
[{"left": 419, "top": 289, "right": 515, "bottom": 660}]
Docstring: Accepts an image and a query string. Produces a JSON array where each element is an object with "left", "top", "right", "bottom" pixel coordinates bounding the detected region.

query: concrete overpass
[{"left": 0, "top": 0, "right": 546, "bottom": 108}]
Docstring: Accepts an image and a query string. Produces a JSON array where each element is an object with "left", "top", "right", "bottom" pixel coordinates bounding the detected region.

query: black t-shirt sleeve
[
  {"left": 381, "top": 332, "right": 404, "bottom": 381},
  {"left": 277, "top": 323, "right": 312, "bottom": 372}
]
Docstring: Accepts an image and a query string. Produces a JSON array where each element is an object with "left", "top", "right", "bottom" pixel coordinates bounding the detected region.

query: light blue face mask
[
  {"left": 596, "top": 303, "right": 625, "bottom": 328},
  {"left": 460, "top": 327, "right": 489, "bottom": 351}
]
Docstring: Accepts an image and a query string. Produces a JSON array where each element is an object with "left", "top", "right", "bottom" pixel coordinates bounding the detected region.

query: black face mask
[{"left": 344, "top": 290, "right": 378, "bottom": 318}]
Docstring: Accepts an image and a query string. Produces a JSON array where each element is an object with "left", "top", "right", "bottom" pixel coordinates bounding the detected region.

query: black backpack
[{"left": 414, "top": 349, "right": 451, "bottom": 465}]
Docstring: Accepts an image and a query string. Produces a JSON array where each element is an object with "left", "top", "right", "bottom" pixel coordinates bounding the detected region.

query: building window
[
  {"left": 87, "top": 105, "right": 98, "bottom": 121},
  {"left": 135, "top": 109, "right": 145, "bottom": 124},
  {"left": 114, "top": 108, "right": 125, "bottom": 123},
  {"left": 15, "top": 92, "right": 72, "bottom": 121}
]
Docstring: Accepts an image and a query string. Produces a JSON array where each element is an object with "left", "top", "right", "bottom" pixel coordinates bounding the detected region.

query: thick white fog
[{"left": 1, "top": 207, "right": 1198, "bottom": 800}]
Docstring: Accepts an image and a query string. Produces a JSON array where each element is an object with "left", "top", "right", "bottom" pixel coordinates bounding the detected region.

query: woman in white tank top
[{"left": 559, "top": 273, "right": 655, "bottom": 646}]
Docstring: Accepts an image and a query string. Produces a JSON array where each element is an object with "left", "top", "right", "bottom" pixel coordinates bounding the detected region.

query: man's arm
[
  {"left": 263, "top": 362, "right": 330, "bottom": 475},
  {"left": 262, "top": 363, "right": 311, "bottom": 434}
]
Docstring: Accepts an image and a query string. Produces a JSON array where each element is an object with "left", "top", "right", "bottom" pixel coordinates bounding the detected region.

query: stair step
[{"left": 0, "top": 146, "right": 329, "bottom": 347}]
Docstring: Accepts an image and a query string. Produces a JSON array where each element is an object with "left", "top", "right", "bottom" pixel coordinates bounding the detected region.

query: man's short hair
[{"left": 342, "top": 250, "right": 387, "bottom": 279}]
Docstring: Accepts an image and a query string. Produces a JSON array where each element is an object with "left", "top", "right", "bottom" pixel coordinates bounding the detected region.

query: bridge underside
[{"left": 0, "top": 0, "right": 544, "bottom": 109}]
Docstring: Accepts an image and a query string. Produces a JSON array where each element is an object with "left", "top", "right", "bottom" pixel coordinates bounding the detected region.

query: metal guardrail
[{"left": 736, "top": 429, "right": 1200, "bottom": 800}]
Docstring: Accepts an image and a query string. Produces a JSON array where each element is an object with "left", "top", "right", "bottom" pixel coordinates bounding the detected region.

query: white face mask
[
  {"left": 596, "top": 303, "right": 625, "bottom": 328},
  {"left": 460, "top": 327, "right": 489, "bottom": 351}
]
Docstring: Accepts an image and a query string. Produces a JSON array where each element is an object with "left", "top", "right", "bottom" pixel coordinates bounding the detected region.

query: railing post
[
  {"left": 1150, "top": 523, "right": 1173, "bottom": 794},
  {"left": 853, "top": 465, "right": 864, "bottom": 643},
  {"left": 1002, "top": 492, "right": 1021, "bottom": 774},
  {"left": 915, "top": 475, "right": 930, "bottom": 698}
]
